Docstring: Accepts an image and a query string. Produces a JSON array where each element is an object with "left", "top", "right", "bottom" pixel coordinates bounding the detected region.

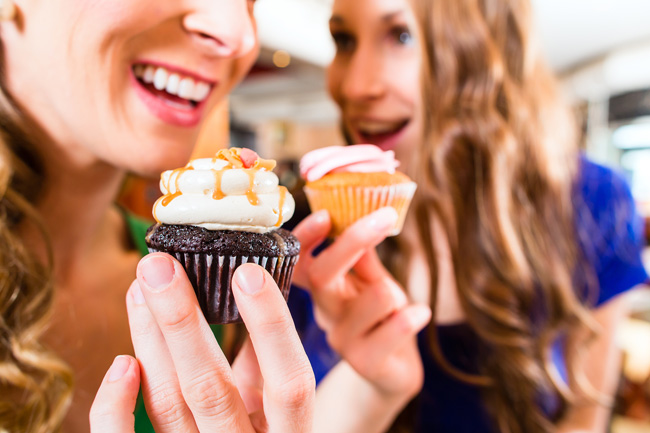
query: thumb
[{"left": 89, "top": 355, "right": 140, "bottom": 433}]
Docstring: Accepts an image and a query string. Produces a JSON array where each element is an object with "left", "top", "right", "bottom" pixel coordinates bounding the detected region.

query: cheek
[
  {"left": 326, "top": 61, "right": 344, "bottom": 104},
  {"left": 221, "top": 43, "right": 259, "bottom": 95},
  {"left": 395, "top": 55, "right": 421, "bottom": 107},
  {"left": 384, "top": 54, "right": 421, "bottom": 121}
]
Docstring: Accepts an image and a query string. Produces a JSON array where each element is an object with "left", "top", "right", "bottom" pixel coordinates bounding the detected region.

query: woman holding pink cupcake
[
  {"left": 0, "top": 1, "right": 315, "bottom": 432},
  {"left": 290, "top": 0, "right": 649, "bottom": 432}
]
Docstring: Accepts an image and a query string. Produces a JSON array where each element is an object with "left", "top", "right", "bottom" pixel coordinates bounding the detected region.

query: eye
[
  {"left": 390, "top": 26, "right": 413, "bottom": 46},
  {"left": 331, "top": 31, "right": 356, "bottom": 53}
]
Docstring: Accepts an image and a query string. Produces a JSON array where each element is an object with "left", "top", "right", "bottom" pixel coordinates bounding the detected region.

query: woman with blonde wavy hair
[
  {"left": 0, "top": 0, "right": 316, "bottom": 432},
  {"left": 290, "top": 0, "right": 649, "bottom": 431}
]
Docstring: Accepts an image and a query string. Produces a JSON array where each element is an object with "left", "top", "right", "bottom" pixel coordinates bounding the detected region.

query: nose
[
  {"left": 183, "top": 0, "right": 257, "bottom": 58},
  {"left": 341, "top": 42, "right": 386, "bottom": 102}
]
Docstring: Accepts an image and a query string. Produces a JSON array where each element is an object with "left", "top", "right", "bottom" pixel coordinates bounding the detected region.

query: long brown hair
[
  {"left": 403, "top": 0, "right": 597, "bottom": 431},
  {"left": 0, "top": 41, "right": 73, "bottom": 432}
]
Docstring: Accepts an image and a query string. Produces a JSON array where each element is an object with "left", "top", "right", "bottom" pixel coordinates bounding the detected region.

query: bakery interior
[{"left": 119, "top": 0, "right": 650, "bottom": 431}]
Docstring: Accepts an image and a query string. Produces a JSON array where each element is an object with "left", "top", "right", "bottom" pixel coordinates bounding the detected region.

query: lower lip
[
  {"left": 355, "top": 123, "right": 409, "bottom": 151},
  {"left": 129, "top": 69, "right": 210, "bottom": 128}
]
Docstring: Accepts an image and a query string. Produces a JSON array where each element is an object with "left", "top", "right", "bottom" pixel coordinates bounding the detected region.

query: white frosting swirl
[{"left": 153, "top": 157, "right": 295, "bottom": 233}]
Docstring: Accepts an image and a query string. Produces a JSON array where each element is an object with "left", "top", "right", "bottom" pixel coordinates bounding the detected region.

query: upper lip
[{"left": 132, "top": 59, "right": 219, "bottom": 85}]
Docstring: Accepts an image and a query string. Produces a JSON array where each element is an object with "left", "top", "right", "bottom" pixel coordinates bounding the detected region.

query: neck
[{"left": 22, "top": 133, "right": 128, "bottom": 284}]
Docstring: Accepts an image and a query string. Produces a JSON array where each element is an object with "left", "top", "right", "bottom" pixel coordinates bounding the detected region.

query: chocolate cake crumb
[{"left": 145, "top": 224, "right": 300, "bottom": 257}]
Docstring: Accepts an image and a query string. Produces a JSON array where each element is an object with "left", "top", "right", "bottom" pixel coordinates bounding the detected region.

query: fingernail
[
  {"left": 139, "top": 255, "right": 175, "bottom": 293},
  {"left": 107, "top": 356, "right": 131, "bottom": 383},
  {"left": 311, "top": 210, "right": 329, "bottom": 224},
  {"left": 368, "top": 207, "right": 398, "bottom": 232},
  {"left": 131, "top": 282, "right": 146, "bottom": 305},
  {"left": 234, "top": 264, "right": 265, "bottom": 295},
  {"left": 412, "top": 306, "right": 432, "bottom": 328}
]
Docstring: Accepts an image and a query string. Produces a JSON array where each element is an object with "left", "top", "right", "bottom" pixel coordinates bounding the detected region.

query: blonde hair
[
  {"left": 0, "top": 43, "right": 73, "bottom": 432},
  {"left": 399, "top": 0, "right": 598, "bottom": 431}
]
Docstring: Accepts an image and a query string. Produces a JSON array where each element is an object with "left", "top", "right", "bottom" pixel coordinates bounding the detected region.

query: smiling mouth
[
  {"left": 356, "top": 119, "right": 409, "bottom": 142},
  {"left": 132, "top": 64, "right": 213, "bottom": 111}
]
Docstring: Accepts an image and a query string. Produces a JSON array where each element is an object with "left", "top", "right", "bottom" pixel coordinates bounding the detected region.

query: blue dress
[{"left": 288, "top": 158, "right": 649, "bottom": 432}]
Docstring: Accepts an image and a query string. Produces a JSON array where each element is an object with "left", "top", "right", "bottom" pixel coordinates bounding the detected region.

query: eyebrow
[{"left": 329, "top": 10, "right": 405, "bottom": 26}]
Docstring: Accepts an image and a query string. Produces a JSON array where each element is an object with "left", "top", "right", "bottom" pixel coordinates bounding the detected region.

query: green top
[{"left": 123, "top": 212, "right": 224, "bottom": 433}]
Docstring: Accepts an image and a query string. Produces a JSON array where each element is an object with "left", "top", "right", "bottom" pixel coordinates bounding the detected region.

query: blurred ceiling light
[
  {"left": 612, "top": 121, "right": 650, "bottom": 149},
  {"left": 273, "top": 50, "right": 291, "bottom": 68},
  {"left": 604, "top": 43, "right": 650, "bottom": 92}
]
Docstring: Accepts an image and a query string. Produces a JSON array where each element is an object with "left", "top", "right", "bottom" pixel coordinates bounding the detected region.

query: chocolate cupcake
[{"left": 146, "top": 148, "right": 299, "bottom": 324}]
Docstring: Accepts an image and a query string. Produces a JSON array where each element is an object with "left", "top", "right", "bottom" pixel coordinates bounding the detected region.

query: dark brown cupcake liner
[{"left": 148, "top": 248, "right": 298, "bottom": 324}]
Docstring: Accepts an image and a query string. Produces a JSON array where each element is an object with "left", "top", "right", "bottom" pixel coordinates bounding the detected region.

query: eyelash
[
  {"left": 390, "top": 26, "right": 413, "bottom": 45},
  {"left": 331, "top": 26, "right": 413, "bottom": 54},
  {"left": 331, "top": 31, "right": 356, "bottom": 52}
]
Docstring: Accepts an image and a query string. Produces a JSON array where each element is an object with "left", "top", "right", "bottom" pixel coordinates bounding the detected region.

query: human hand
[
  {"left": 89, "top": 255, "right": 314, "bottom": 433},
  {"left": 293, "top": 209, "right": 431, "bottom": 400}
]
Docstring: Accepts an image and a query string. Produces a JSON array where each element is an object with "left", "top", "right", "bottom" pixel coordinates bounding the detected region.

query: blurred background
[{"left": 121, "top": 1, "right": 650, "bottom": 430}]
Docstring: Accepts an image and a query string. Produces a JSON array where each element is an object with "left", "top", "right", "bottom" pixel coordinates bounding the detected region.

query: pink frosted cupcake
[{"left": 300, "top": 145, "right": 416, "bottom": 236}]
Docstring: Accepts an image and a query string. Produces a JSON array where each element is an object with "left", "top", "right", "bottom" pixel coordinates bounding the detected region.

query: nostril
[{"left": 187, "top": 31, "right": 231, "bottom": 53}]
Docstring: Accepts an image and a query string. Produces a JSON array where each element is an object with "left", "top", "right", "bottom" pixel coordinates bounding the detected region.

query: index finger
[
  {"left": 136, "top": 254, "right": 253, "bottom": 433},
  {"left": 309, "top": 207, "right": 398, "bottom": 290},
  {"left": 232, "top": 264, "right": 315, "bottom": 433}
]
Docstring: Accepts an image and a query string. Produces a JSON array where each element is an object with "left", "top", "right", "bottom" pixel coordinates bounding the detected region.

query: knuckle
[
  {"left": 146, "top": 383, "right": 187, "bottom": 425},
  {"left": 344, "top": 222, "right": 377, "bottom": 245},
  {"left": 406, "top": 369, "right": 425, "bottom": 397},
  {"left": 373, "top": 287, "right": 397, "bottom": 313},
  {"left": 257, "top": 311, "right": 294, "bottom": 339},
  {"left": 270, "top": 364, "right": 315, "bottom": 411},
  {"left": 308, "top": 268, "right": 325, "bottom": 290},
  {"left": 183, "top": 372, "right": 236, "bottom": 415},
  {"left": 157, "top": 305, "right": 199, "bottom": 336},
  {"left": 129, "top": 317, "right": 159, "bottom": 340}
]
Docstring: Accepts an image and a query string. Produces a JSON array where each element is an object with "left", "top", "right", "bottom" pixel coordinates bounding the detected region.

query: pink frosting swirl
[{"left": 300, "top": 145, "right": 400, "bottom": 182}]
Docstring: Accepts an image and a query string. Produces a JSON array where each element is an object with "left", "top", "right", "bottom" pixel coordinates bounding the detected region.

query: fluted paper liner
[
  {"left": 148, "top": 249, "right": 298, "bottom": 324},
  {"left": 304, "top": 182, "right": 417, "bottom": 237}
]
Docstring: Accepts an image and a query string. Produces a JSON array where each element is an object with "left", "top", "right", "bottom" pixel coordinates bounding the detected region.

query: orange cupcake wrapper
[{"left": 304, "top": 182, "right": 417, "bottom": 237}]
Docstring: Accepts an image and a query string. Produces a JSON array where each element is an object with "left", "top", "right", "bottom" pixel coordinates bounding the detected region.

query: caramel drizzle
[
  {"left": 160, "top": 166, "right": 193, "bottom": 207},
  {"left": 212, "top": 169, "right": 226, "bottom": 200},
  {"left": 157, "top": 150, "right": 276, "bottom": 223},
  {"left": 209, "top": 148, "right": 268, "bottom": 206},
  {"left": 275, "top": 186, "right": 287, "bottom": 227},
  {"left": 244, "top": 169, "right": 259, "bottom": 205}
]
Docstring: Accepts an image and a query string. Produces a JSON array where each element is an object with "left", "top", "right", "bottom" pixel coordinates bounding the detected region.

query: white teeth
[
  {"left": 193, "top": 82, "right": 211, "bottom": 102},
  {"left": 357, "top": 121, "right": 404, "bottom": 135},
  {"left": 166, "top": 74, "right": 181, "bottom": 95},
  {"left": 178, "top": 77, "right": 195, "bottom": 100},
  {"left": 143, "top": 66, "right": 155, "bottom": 84},
  {"left": 153, "top": 68, "right": 169, "bottom": 91},
  {"left": 134, "top": 64, "right": 212, "bottom": 103}
]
